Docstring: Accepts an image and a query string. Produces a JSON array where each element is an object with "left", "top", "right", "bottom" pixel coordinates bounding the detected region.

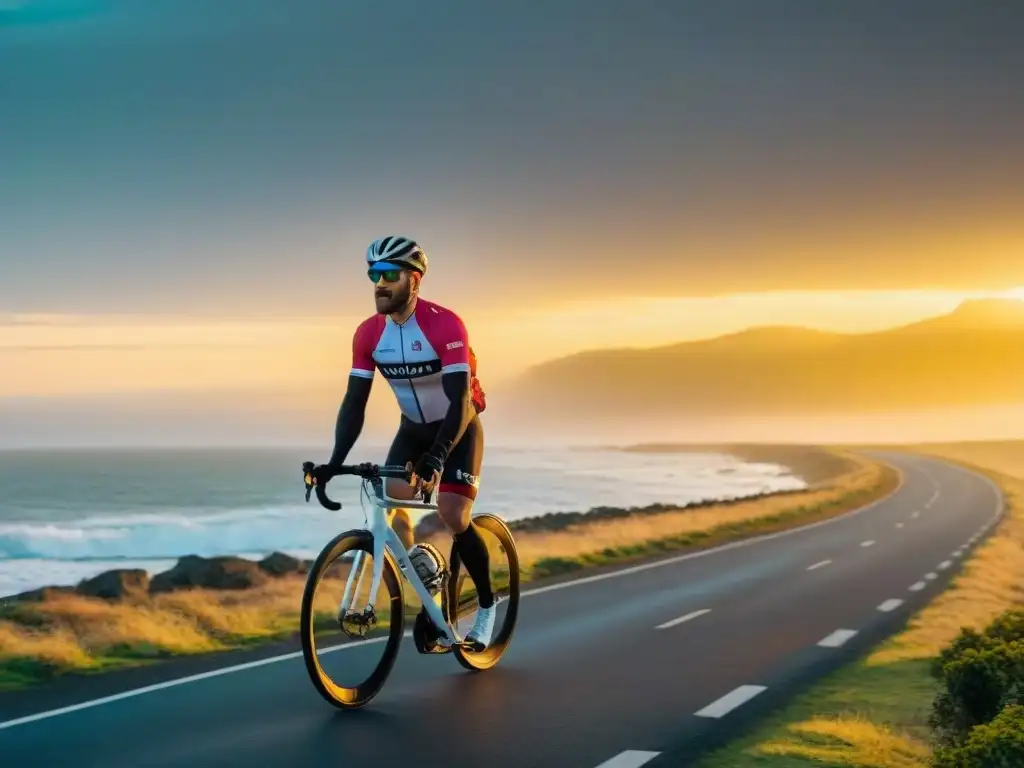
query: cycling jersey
[{"left": 350, "top": 299, "right": 486, "bottom": 423}]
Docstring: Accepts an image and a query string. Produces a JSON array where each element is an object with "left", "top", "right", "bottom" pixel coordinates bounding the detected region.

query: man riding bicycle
[{"left": 314, "top": 236, "right": 495, "bottom": 649}]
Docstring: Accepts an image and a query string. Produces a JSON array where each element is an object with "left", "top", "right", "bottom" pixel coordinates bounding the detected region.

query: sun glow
[{"left": 0, "top": 287, "right": 1020, "bottom": 399}]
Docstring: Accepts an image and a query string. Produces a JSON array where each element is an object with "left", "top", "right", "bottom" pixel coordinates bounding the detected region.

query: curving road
[{"left": 0, "top": 452, "right": 1004, "bottom": 768}]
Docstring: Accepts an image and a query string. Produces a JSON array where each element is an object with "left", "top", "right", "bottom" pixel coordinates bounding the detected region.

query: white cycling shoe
[{"left": 464, "top": 601, "right": 497, "bottom": 650}]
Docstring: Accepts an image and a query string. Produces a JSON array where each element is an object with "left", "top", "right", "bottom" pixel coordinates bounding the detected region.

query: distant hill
[
  {"left": 889, "top": 297, "right": 1024, "bottom": 332},
  {"left": 500, "top": 299, "right": 1024, "bottom": 424}
]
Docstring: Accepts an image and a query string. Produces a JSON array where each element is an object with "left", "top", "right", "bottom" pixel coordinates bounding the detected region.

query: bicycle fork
[
  {"left": 337, "top": 520, "right": 459, "bottom": 646},
  {"left": 337, "top": 509, "right": 398, "bottom": 619},
  {"left": 338, "top": 550, "right": 368, "bottom": 616}
]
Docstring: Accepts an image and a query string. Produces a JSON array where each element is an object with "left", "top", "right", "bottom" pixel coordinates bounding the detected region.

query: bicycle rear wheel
[
  {"left": 448, "top": 512, "right": 521, "bottom": 671},
  {"left": 299, "top": 529, "right": 405, "bottom": 709}
]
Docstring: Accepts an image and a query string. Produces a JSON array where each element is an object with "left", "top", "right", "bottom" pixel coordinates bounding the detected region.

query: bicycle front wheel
[
  {"left": 449, "top": 512, "right": 521, "bottom": 671},
  {"left": 299, "top": 530, "right": 405, "bottom": 709}
]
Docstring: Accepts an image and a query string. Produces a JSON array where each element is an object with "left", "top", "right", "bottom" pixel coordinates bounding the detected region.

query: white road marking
[
  {"left": 521, "top": 465, "right": 901, "bottom": 600},
  {"left": 925, "top": 572, "right": 938, "bottom": 580},
  {"left": 656, "top": 608, "right": 711, "bottom": 630},
  {"left": 895, "top": 522, "right": 905, "bottom": 529},
  {"left": 909, "top": 581, "right": 927, "bottom": 592},
  {"left": 938, "top": 560, "right": 952, "bottom": 570},
  {"left": 0, "top": 468, "right": 896, "bottom": 735},
  {"left": 7, "top": 457, "right": 1009, "bottom": 734},
  {"left": 807, "top": 559, "right": 832, "bottom": 571},
  {"left": 952, "top": 550, "right": 962, "bottom": 558},
  {"left": 0, "top": 630, "right": 413, "bottom": 731},
  {"left": 878, "top": 598, "right": 904, "bottom": 612},
  {"left": 860, "top": 540, "right": 876, "bottom": 548},
  {"left": 695, "top": 685, "right": 768, "bottom": 718},
  {"left": 818, "top": 629, "right": 858, "bottom": 648},
  {"left": 593, "top": 751, "right": 661, "bottom": 768},
  {"left": 911, "top": 511, "right": 921, "bottom": 519},
  {"left": 925, "top": 487, "right": 939, "bottom": 508}
]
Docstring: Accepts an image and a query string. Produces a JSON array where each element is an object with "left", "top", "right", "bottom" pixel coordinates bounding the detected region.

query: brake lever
[{"left": 301, "top": 461, "right": 316, "bottom": 503}]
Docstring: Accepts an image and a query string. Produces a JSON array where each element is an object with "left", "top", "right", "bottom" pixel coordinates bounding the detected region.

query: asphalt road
[{"left": 0, "top": 451, "right": 1004, "bottom": 768}]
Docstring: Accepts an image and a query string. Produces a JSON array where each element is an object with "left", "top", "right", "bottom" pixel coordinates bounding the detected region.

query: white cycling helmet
[{"left": 365, "top": 236, "right": 428, "bottom": 275}]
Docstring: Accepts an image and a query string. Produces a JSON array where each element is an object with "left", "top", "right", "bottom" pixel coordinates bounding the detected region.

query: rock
[
  {"left": 150, "top": 555, "right": 269, "bottom": 594},
  {"left": 258, "top": 551, "right": 303, "bottom": 576},
  {"left": 5, "top": 586, "right": 75, "bottom": 603},
  {"left": 77, "top": 569, "right": 150, "bottom": 600}
]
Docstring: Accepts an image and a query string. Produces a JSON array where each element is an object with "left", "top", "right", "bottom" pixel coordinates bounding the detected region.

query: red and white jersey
[{"left": 350, "top": 299, "right": 486, "bottom": 424}]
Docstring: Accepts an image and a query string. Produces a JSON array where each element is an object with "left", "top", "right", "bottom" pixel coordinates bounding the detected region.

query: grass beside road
[
  {"left": 0, "top": 572, "right": 361, "bottom": 690},
  {"left": 695, "top": 441, "right": 1024, "bottom": 768},
  {"left": 0, "top": 447, "right": 895, "bottom": 691},
  {"left": 513, "top": 451, "right": 893, "bottom": 579}
]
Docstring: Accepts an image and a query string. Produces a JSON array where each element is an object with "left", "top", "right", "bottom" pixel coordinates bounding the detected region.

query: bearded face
[{"left": 371, "top": 266, "right": 418, "bottom": 315}]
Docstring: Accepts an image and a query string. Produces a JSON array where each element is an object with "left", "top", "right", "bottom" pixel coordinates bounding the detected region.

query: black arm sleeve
[
  {"left": 327, "top": 374, "right": 373, "bottom": 467},
  {"left": 426, "top": 370, "right": 473, "bottom": 466}
]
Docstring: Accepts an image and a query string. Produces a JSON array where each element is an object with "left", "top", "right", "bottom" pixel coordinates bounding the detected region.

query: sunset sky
[{"left": 2, "top": 1, "right": 1023, "bottom": 444}]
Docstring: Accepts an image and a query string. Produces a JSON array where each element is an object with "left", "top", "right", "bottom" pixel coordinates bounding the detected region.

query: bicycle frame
[{"left": 338, "top": 477, "right": 459, "bottom": 646}]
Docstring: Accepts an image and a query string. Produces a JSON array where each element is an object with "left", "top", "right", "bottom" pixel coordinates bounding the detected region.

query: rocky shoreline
[
  {"left": 7, "top": 551, "right": 312, "bottom": 604},
  {"left": 5, "top": 486, "right": 804, "bottom": 604}
]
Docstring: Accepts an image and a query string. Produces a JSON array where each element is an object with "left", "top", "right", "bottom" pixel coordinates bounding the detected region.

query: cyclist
[{"left": 315, "top": 236, "right": 495, "bottom": 649}]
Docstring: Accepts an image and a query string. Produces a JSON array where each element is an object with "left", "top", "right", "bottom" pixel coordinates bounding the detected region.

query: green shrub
[
  {"left": 982, "top": 609, "right": 1024, "bottom": 645},
  {"left": 928, "top": 639, "right": 1024, "bottom": 747},
  {"left": 933, "top": 609, "right": 1024, "bottom": 677},
  {"left": 932, "top": 704, "right": 1024, "bottom": 768},
  {"left": 928, "top": 609, "right": 1024, "bottom": 747}
]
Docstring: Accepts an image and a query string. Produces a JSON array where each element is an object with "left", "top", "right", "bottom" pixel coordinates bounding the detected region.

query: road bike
[{"left": 298, "top": 461, "right": 521, "bottom": 709}]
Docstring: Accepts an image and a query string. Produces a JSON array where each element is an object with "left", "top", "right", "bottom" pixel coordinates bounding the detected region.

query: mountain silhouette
[{"left": 500, "top": 299, "right": 1024, "bottom": 424}]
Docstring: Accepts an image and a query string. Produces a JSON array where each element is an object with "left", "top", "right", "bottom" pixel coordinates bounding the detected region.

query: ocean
[{"left": 0, "top": 445, "right": 807, "bottom": 597}]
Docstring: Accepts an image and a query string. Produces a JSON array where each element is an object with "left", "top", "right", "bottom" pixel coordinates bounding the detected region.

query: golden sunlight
[
  {"left": 978, "top": 286, "right": 1024, "bottom": 301},
  {"left": 0, "top": 287, "right": 1004, "bottom": 399}
]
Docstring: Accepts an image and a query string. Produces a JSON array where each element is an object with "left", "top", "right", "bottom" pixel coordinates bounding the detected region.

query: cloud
[
  {"left": 0, "top": 343, "right": 235, "bottom": 351},
  {"left": 0, "top": 314, "right": 80, "bottom": 326}
]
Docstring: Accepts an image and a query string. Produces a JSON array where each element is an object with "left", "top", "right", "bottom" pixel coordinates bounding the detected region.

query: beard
[{"left": 374, "top": 281, "right": 412, "bottom": 315}]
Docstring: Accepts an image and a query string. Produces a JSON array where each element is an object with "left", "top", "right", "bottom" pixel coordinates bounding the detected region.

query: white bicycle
[{"left": 298, "top": 461, "right": 521, "bottom": 709}]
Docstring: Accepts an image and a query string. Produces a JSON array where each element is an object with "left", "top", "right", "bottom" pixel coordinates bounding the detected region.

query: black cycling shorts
[{"left": 385, "top": 413, "right": 483, "bottom": 500}]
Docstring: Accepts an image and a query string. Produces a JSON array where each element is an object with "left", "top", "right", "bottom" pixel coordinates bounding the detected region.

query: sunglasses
[{"left": 367, "top": 267, "right": 405, "bottom": 283}]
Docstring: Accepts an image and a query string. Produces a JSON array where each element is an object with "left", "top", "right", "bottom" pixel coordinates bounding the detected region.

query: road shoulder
[
  {"left": 0, "top": 450, "right": 899, "bottom": 722},
  {"left": 691, "top": 449, "right": 1022, "bottom": 768}
]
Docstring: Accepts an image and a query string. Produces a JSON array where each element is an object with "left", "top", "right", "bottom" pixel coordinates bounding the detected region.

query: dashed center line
[
  {"left": 806, "top": 559, "right": 832, "bottom": 571},
  {"left": 878, "top": 598, "right": 904, "bottom": 612},
  {"left": 895, "top": 522, "right": 905, "bottom": 529},
  {"left": 593, "top": 750, "right": 661, "bottom": 768},
  {"left": 938, "top": 560, "right": 952, "bottom": 571},
  {"left": 695, "top": 685, "right": 768, "bottom": 718},
  {"left": 911, "top": 511, "right": 921, "bottom": 519},
  {"left": 860, "top": 540, "right": 876, "bottom": 548},
  {"left": 818, "top": 629, "right": 858, "bottom": 648},
  {"left": 909, "top": 581, "right": 927, "bottom": 592},
  {"left": 952, "top": 550, "right": 963, "bottom": 558},
  {"left": 925, "top": 572, "right": 938, "bottom": 580},
  {"left": 656, "top": 608, "right": 711, "bottom": 630}
]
